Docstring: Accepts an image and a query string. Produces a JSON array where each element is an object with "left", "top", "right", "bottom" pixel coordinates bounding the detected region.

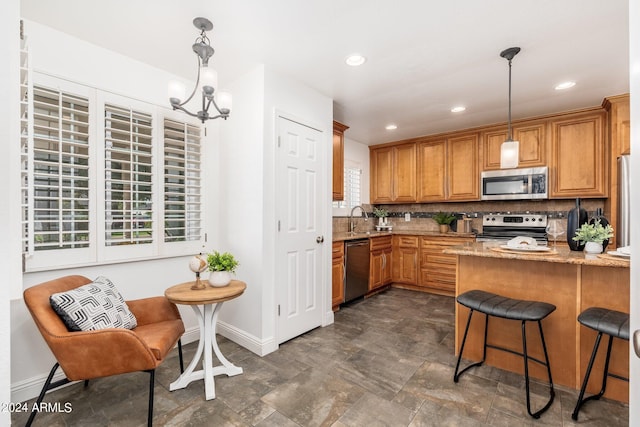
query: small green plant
[
  {"left": 207, "top": 251, "right": 240, "bottom": 273},
  {"left": 432, "top": 212, "right": 457, "bottom": 225},
  {"left": 572, "top": 219, "right": 614, "bottom": 244},
  {"left": 372, "top": 207, "right": 389, "bottom": 218}
]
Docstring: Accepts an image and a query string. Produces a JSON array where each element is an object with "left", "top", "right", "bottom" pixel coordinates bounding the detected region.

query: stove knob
[{"left": 525, "top": 218, "right": 530, "bottom": 221}]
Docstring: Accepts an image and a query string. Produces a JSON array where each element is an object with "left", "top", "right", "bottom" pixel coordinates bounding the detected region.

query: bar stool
[
  {"left": 454, "top": 290, "right": 556, "bottom": 418},
  {"left": 572, "top": 307, "right": 629, "bottom": 421}
]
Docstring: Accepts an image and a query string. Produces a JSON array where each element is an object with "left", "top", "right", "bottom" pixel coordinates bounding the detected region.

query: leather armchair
[{"left": 23, "top": 275, "right": 185, "bottom": 427}]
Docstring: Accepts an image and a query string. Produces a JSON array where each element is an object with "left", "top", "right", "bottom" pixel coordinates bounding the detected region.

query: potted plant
[
  {"left": 433, "top": 212, "right": 457, "bottom": 233},
  {"left": 372, "top": 206, "right": 389, "bottom": 226},
  {"left": 572, "top": 219, "right": 614, "bottom": 254},
  {"left": 207, "top": 251, "right": 240, "bottom": 287}
]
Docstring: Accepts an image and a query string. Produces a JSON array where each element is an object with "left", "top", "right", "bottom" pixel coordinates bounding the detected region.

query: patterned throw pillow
[{"left": 50, "top": 276, "right": 137, "bottom": 331}]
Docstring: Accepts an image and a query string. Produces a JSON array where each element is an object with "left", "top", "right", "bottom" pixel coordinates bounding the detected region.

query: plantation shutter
[
  {"left": 163, "top": 119, "right": 202, "bottom": 242},
  {"left": 104, "top": 104, "right": 153, "bottom": 246},
  {"left": 344, "top": 167, "right": 361, "bottom": 209},
  {"left": 30, "top": 86, "right": 91, "bottom": 250}
]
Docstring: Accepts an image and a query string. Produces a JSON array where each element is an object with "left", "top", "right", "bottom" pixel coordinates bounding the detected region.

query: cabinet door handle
[{"left": 382, "top": 253, "right": 386, "bottom": 269}]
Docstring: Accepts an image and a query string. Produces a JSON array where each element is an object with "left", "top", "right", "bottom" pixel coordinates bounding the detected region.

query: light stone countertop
[
  {"left": 332, "top": 230, "right": 476, "bottom": 242},
  {"left": 443, "top": 241, "right": 630, "bottom": 268}
]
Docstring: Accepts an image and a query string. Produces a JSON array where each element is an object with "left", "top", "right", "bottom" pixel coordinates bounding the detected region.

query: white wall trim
[{"left": 217, "top": 320, "right": 277, "bottom": 357}]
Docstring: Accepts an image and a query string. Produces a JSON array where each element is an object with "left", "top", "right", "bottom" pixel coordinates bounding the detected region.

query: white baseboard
[
  {"left": 217, "top": 320, "right": 277, "bottom": 356},
  {"left": 12, "top": 324, "right": 273, "bottom": 402}
]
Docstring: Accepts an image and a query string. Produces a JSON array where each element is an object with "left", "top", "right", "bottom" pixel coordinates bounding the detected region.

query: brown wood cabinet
[
  {"left": 416, "top": 134, "right": 479, "bottom": 202},
  {"left": 419, "top": 235, "right": 474, "bottom": 296},
  {"left": 332, "top": 121, "right": 349, "bottom": 201},
  {"left": 603, "top": 94, "right": 631, "bottom": 248},
  {"left": 392, "top": 235, "right": 418, "bottom": 285},
  {"left": 370, "top": 144, "right": 416, "bottom": 203},
  {"left": 369, "top": 236, "right": 392, "bottom": 291},
  {"left": 447, "top": 133, "right": 479, "bottom": 200},
  {"left": 417, "top": 139, "right": 447, "bottom": 202},
  {"left": 550, "top": 110, "right": 607, "bottom": 198},
  {"left": 482, "top": 121, "right": 547, "bottom": 170},
  {"left": 331, "top": 241, "right": 345, "bottom": 310}
]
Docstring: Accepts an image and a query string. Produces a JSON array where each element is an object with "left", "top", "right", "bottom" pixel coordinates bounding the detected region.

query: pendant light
[
  {"left": 168, "top": 17, "right": 232, "bottom": 123},
  {"left": 500, "top": 47, "right": 520, "bottom": 169}
]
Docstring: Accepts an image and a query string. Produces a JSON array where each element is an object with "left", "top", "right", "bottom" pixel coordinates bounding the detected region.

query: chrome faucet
[{"left": 349, "top": 205, "right": 369, "bottom": 233}]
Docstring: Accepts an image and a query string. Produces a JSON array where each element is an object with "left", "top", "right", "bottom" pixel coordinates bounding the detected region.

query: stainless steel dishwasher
[{"left": 344, "top": 239, "right": 370, "bottom": 303}]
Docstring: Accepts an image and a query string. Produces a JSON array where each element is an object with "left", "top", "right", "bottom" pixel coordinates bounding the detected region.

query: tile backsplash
[{"left": 333, "top": 199, "right": 606, "bottom": 234}]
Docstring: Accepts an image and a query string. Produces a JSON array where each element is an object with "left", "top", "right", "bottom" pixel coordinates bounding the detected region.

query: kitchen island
[{"left": 444, "top": 242, "right": 630, "bottom": 403}]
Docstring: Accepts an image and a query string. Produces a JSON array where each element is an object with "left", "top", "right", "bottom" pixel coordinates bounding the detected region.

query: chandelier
[
  {"left": 499, "top": 46, "right": 520, "bottom": 169},
  {"left": 168, "top": 17, "right": 232, "bottom": 123}
]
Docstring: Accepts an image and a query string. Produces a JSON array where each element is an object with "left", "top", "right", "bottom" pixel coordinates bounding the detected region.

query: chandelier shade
[
  {"left": 168, "top": 17, "right": 231, "bottom": 123},
  {"left": 499, "top": 46, "right": 520, "bottom": 169}
]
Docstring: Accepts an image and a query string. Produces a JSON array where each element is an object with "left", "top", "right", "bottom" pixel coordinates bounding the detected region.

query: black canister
[
  {"left": 589, "top": 207, "right": 610, "bottom": 251},
  {"left": 567, "top": 198, "right": 588, "bottom": 251}
]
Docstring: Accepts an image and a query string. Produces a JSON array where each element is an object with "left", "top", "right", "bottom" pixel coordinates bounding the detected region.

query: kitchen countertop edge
[{"left": 443, "top": 242, "right": 630, "bottom": 268}]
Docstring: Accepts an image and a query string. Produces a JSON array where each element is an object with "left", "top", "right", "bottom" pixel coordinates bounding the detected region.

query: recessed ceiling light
[
  {"left": 555, "top": 81, "right": 576, "bottom": 90},
  {"left": 451, "top": 106, "right": 466, "bottom": 113},
  {"left": 385, "top": 124, "right": 397, "bottom": 130},
  {"left": 345, "top": 54, "right": 366, "bottom": 66}
]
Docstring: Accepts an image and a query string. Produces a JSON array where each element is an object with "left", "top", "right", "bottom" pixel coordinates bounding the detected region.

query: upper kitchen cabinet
[
  {"left": 370, "top": 143, "right": 416, "bottom": 203},
  {"left": 417, "top": 139, "right": 447, "bottom": 201},
  {"left": 549, "top": 110, "right": 607, "bottom": 198},
  {"left": 603, "top": 94, "right": 630, "bottom": 157},
  {"left": 447, "top": 133, "right": 479, "bottom": 200},
  {"left": 416, "top": 134, "right": 479, "bottom": 202},
  {"left": 482, "top": 121, "right": 547, "bottom": 170},
  {"left": 332, "top": 121, "right": 349, "bottom": 201}
]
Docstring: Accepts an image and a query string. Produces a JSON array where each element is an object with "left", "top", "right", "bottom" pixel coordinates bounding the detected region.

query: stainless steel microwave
[{"left": 481, "top": 167, "right": 548, "bottom": 200}]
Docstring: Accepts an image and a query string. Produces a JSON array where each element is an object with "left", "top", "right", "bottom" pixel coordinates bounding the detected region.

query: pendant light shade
[
  {"left": 500, "top": 140, "right": 519, "bottom": 169},
  {"left": 500, "top": 47, "right": 520, "bottom": 169}
]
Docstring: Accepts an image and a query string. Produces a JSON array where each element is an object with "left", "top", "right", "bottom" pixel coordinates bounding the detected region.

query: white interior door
[{"left": 276, "top": 115, "right": 325, "bottom": 344}]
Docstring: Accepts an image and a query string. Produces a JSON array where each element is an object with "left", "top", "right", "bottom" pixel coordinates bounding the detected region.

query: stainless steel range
[{"left": 476, "top": 213, "right": 548, "bottom": 244}]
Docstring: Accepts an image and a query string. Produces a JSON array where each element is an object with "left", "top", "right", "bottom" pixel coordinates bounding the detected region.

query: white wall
[
  {"left": 628, "top": 0, "right": 639, "bottom": 423},
  {"left": 1, "top": 0, "right": 21, "bottom": 423},
  {"left": 216, "top": 65, "right": 333, "bottom": 354}
]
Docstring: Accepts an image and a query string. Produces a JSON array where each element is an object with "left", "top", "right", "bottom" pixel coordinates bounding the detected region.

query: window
[
  {"left": 22, "top": 74, "right": 204, "bottom": 271},
  {"left": 333, "top": 166, "right": 362, "bottom": 210},
  {"left": 163, "top": 119, "right": 202, "bottom": 243},
  {"left": 32, "top": 87, "right": 91, "bottom": 251},
  {"left": 104, "top": 104, "right": 154, "bottom": 246}
]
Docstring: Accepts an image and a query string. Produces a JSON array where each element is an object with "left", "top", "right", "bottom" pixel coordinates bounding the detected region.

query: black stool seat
[
  {"left": 454, "top": 290, "right": 556, "bottom": 418},
  {"left": 572, "top": 306, "right": 630, "bottom": 421},
  {"left": 578, "top": 307, "right": 630, "bottom": 340},
  {"left": 457, "top": 290, "right": 556, "bottom": 321}
]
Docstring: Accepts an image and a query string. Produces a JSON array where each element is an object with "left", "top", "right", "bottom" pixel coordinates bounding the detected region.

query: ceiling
[{"left": 21, "top": 0, "right": 630, "bottom": 145}]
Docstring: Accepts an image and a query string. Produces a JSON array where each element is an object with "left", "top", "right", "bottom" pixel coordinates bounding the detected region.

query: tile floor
[{"left": 13, "top": 288, "right": 629, "bottom": 426}]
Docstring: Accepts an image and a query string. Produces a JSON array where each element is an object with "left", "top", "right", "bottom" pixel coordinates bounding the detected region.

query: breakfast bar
[{"left": 444, "top": 242, "right": 630, "bottom": 403}]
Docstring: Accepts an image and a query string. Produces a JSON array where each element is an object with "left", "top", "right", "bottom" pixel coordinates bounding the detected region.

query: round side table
[{"left": 165, "top": 280, "right": 246, "bottom": 400}]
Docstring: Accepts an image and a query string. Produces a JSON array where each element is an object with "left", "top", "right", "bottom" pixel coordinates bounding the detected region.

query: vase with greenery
[
  {"left": 433, "top": 212, "right": 456, "bottom": 233},
  {"left": 207, "top": 251, "right": 240, "bottom": 287},
  {"left": 373, "top": 207, "right": 389, "bottom": 225},
  {"left": 571, "top": 219, "right": 614, "bottom": 254}
]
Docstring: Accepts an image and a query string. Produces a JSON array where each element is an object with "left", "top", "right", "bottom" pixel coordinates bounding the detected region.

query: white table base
[{"left": 169, "top": 302, "right": 243, "bottom": 400}]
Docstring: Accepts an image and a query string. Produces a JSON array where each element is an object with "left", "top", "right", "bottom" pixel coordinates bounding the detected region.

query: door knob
[
  {"left": 316, "top": 236, "right": 324, "bottom": 243},
  {"left": 634, "top": 330, "right": 640, "bottom": 358}
]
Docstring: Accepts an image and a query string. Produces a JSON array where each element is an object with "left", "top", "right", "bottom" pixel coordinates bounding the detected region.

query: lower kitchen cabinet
[
  {"left": 331, "top": 241, "right": 345, "bottom": 310},
  {"left": 392, "top": 235, "right": 419, "bottom": 285},
  {"left": 419, "top": 235, "right": 474, "bottom": 296},
  {"left": 369, "top": 236, "right": 392, "bottom": 291}
]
